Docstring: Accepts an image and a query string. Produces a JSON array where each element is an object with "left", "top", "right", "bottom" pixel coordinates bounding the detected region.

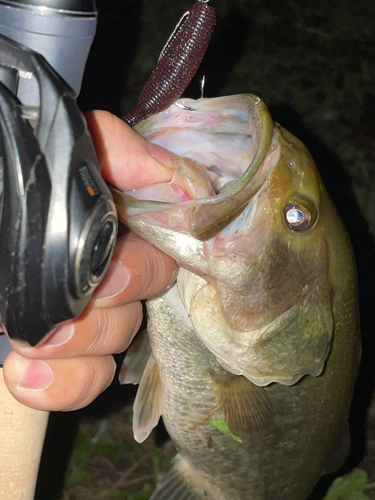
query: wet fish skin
[{"left": 116, "top": 95, "right": 360, "bottom": 500}]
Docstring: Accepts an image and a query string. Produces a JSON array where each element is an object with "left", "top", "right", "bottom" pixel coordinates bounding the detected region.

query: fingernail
[
  {"left": 19, "top": 359, "right": 54, "bottom": 391},
  {"left": 42, "top": 324, "right": 74, "bottom": 348},
  {"left": 168, "top": 267, "right": 179, "bottom": 287},
  {"left": 148, "top": 143, "right": 175, "bottom": 172},
  {"left": 93, "top": 260, "right": 130, "bottom": 302}
]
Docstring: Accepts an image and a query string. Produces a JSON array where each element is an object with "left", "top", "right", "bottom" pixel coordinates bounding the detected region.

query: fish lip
[
  {"left": 109, "top": 94, "right": 275, "bottom": 241},
  {"left": 189, "top": 95, "right": 274, "bottom": 239}
]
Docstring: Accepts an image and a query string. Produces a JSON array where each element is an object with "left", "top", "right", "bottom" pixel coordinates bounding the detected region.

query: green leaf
[
  {"left": 208, "top": 418, "right": 243, "bottom": 443},
  {"left": 125, "top": 491, "right": 152, "bottom": 500},
  {"left": 346, "top": 492, "right": 371, "bottom": 500},
  {"left": 94, "top": 489, "right": 130, "bottom": 499},
  {"left": 64, "top": 469, "right": 92, "bottom": 488},
  {"left": 150, "top": 447, "right": 165, "bottom": 466},
  {"left": 68, "top": 431, "right": 92, "bottom": 468},
  {"left": 324, "top": 469, "right": 368, "bottom": 500},
  {"left": 94, "top": 432, "right": 123, "bottom": 464}
]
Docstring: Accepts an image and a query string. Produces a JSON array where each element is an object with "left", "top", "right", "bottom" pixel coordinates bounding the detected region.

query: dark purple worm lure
[{"left": 123, "top": 0, "right": 216, "bottom": 127}]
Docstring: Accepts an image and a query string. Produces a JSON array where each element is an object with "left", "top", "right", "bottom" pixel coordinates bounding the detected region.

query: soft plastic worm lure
[{"left": 123, "top": 0, "right": 216, "bottom": 127}]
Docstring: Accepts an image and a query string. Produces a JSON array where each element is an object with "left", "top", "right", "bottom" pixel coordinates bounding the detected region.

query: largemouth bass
[{"left": 112, "top": 94, "right": 360, "bottom": 500}]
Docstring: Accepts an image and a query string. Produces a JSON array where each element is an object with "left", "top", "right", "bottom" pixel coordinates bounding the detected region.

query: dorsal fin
[
  {"left": 210, "top": 371, "right": 274, "bottom": 437},
  {"left": 119, "top": 329, "right": 151, "bottom": 385},
  {"left": 133, "top": 353, "right": 163, "bottom": 443}
]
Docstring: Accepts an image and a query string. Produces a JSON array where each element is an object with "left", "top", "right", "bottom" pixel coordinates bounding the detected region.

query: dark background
[{"left": 36, "top": 0, "right": 375, "bottom": 498}]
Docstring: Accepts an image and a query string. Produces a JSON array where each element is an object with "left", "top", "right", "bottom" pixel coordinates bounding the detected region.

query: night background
[{"left": 36, "top": 0, "right": 375, "bottom": 498}]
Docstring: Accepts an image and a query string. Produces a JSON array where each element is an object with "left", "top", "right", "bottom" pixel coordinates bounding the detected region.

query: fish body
[{"left": 114, "top": 95, "right": 360, "bottom": 500}]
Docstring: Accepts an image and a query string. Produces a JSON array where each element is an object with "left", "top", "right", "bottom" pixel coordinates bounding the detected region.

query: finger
[
  {"left": 3, "top": 350, "right": 116, "bottom": 412},
  {"left": 85, "top": 110, "right": 174, "bottom": 190},
  {"left": 7, "top": 231, "right": 177, "bottom": 359},
  {"left": 7, "top": 231, "right": 178, "bottom": 360},
  {"left": 7, "top": 301, "right": 143, "bottom": 360},
  {"left": 91, "top": 231, "right": 178, "bottom": 308}
]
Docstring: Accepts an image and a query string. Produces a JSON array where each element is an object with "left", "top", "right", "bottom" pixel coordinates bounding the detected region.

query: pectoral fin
[
  {"left": 133, "top": 353, "right": 162, "bottom": 443},
  {"left": 210, "top": 372, "right": 273, "bottom": 437},
  {"left": 119, "top": 329, "right": 151, "bottom": 385}
]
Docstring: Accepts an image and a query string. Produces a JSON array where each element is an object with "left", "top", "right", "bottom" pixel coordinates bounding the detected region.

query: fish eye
[{"left": 284, "top": 203, "right": 312, "bottom": 231}]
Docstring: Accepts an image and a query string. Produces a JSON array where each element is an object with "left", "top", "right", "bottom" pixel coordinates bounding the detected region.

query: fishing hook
[
  {"left": 175, "top": 99, "right": 198, "bottom": 111},
  {"left": 201, "top": 75, "right": 206, "bottom": 98}
]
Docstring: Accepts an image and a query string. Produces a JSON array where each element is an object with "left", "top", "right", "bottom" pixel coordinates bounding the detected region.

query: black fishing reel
[{"left": 0, "top": 1, "right": 118, "bottom": 348}]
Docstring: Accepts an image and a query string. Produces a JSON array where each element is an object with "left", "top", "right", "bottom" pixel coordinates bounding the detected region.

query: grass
[{"left": 60, "top": 404, "right": 175, "bottom": 500}]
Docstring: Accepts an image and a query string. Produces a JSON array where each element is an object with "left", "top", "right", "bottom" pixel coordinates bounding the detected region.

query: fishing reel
[{"left": 0, "top": 0, "right": 118, "bottom": 350}]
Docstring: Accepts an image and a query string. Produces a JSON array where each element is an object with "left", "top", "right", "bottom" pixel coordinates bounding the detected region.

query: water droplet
[{"left": 289, "top": 159, "right": 297, "bottom": 170}]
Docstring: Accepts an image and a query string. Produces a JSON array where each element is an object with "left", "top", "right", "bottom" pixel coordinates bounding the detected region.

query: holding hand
[{"left": 3, "top": 111, "right": 178, "bottom": 412}]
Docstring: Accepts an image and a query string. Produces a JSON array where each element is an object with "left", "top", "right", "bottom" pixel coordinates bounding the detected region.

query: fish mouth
[{"left": 110, "top": 94, "right": 274, "bottom": 241}]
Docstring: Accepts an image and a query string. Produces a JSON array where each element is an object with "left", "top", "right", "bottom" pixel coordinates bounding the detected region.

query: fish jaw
[{"left": 113, "top": 95, "right": 337, "bottom": 386}]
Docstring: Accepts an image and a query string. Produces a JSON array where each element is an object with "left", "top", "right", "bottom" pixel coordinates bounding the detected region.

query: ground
[{"left": 35, "top": 0, "right": 375, "bottom": 498}]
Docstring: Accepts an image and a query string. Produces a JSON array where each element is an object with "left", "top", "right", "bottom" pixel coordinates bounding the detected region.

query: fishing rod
[
  {"left": 0, "top": 1, "right": 117, "bottom": 498},
  {"left": 0, "top": 0, "right": 215, "bottom": 497}
]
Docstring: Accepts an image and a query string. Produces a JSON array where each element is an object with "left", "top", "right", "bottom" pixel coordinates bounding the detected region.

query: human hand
[{"left": 3, "top": 110, "right": 178, "bottom": 411}]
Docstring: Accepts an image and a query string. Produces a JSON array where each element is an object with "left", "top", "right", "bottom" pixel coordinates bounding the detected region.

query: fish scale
[
  {"left": 115, "top": 94, "right": 360, "bottom": 499},
  {"left": 146, "top": 274, "right": 357, "bottom": 500}
]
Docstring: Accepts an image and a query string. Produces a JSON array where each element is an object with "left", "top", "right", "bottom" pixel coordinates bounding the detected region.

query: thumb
[{"left": 85, "top": 110, "right": 174, "bottom": 191}]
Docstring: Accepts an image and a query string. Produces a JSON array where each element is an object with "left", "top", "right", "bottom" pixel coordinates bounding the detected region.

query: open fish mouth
[{"left": 110, "top": 94, "right": 275, "bottom": 240}]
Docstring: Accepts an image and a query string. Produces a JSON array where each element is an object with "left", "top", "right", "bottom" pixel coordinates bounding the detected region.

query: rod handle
[{"left": 0, "top": 369, "right": 49, "bottom": 500}]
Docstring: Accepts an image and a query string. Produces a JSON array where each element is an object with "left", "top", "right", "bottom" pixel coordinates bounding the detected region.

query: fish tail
[{"left": 150, "top": 455, "right": 213, "bottom": 500}]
